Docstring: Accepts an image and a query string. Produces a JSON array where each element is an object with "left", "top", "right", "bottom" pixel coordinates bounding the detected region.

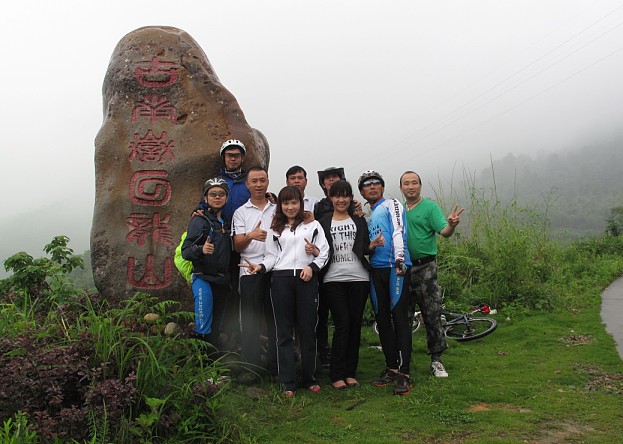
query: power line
[{"left": 349, "top": 2, "right": 623, "bottom": 174}]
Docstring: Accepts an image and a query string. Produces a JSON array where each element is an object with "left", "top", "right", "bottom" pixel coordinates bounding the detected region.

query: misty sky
[{"left": 2, "top": 0, "right": 623, "bottom": 267}]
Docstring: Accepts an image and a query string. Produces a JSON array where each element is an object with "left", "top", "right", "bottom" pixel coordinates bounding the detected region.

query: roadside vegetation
[{"left": 1, "top": 185, "right": 623, "bottom": 442}]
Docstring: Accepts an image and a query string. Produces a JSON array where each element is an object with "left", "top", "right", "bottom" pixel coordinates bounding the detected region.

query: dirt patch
[
  {"left": 562, "top": 334, "right": 592, "bottom": 345},
  {"left": 527, "top": 421, "right": 594, "bottom": 443},
  {"left": 467, "top": 402, "right": 531, "bottom": 413},
  {"left": 574, "top": 363, "right": 623, "bottom": 395}
]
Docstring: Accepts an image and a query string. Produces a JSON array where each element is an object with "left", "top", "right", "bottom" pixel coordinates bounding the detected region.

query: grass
[
  {"left": 3, "top": 193, "right": 623, "bottom": 441},
  {"left": 219, "top": 304, "right": 623, "bottom": 443}
]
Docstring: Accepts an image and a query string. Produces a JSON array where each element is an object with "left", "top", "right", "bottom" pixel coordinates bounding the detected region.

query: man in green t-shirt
[{"left": 400, "top": 171, "right": 464, "bottom": 378}]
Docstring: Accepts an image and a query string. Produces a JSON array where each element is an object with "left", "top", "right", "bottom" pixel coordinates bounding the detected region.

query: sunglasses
[
  {"left": 361, "top": 179, "right": 382, "bottom": 187},
  {"left": 207, "top": 191, "right": 227, "bottom": 198}
]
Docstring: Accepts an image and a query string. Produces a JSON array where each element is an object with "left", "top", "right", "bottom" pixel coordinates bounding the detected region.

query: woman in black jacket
[
  {"left": 182, "top": 178, "right": 232, "bottom": 344},
  {"left": 319, "top": 180, "right": 382, "bottom": 389}
]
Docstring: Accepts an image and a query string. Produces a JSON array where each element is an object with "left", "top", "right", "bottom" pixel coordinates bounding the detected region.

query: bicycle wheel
[
  {"left": 445, "top": 317, "right": 497, "bottom": 341},
  {"left": 373, "top": 321, "right": 379, "bottom": 335},
  {"left": 411, "top": 313, "right": 421, "bottom": 334}
]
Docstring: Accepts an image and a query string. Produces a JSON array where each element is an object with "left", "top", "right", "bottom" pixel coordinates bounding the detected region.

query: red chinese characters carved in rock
[
  {"left": 129, "top": 170, "right": 172, "bottom": 206},
  {"left": 127, "top": 255, "right": 173, "bottom": 289},
  {"left": 132, "top": 94, "right": 177, "bottom": 124},
  {"left": 135, "top": 57, "right": 179, "bottom": 88},
  {"left": 129, "top": 130, "right": 175, "bottom": 163},
  {"left": 126, "top": 212, "right": 175, "bottom": 247}
]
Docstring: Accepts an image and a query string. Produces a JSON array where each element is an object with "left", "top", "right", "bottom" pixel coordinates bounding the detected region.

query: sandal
[
  {"left": 331, "top": 380, "right": 348, "bottom": 390},
  {"left": 345, "top": 378, "right": 360, "bottom": 388},
  {"left": 283, "top": 390, "right": 295, "bottom": 398}
]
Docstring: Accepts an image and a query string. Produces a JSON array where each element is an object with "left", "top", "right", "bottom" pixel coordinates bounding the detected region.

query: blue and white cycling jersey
[{"left": 367, "top": 197, "right": 411, "bottom": 269}]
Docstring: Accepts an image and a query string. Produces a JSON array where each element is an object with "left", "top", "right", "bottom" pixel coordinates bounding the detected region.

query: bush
[{"left": 0, "top": 237, "right": 232, "bottom": 442}]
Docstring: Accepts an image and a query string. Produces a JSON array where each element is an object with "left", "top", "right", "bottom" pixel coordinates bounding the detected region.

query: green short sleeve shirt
[{"left": 404, "top": 199, "right": 448, "bottom": 259}]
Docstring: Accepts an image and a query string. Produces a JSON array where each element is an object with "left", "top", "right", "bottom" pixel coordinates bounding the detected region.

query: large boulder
[{"left": 91, "top": 26, "right": 269, "bottom": 305}]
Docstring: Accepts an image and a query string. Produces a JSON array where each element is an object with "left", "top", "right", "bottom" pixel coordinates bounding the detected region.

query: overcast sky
[{"left": 2, "top": 0, "right": 623, "bottom": 265}]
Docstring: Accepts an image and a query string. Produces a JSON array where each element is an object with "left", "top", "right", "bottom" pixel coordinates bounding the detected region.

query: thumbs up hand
[
  {"left": 370, "top": 230, "right": 385, "bottom": 248},
  {"left": 249, "top": 221, "right": 267, "bottom": 242},
  {"left": 202, "top": 236, "right": 214, "bottom": 255}
]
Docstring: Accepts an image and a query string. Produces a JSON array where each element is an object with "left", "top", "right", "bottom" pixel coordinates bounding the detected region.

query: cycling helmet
[
  {"left": 317, "top": 167, "right": 345, "bottom": 188},
  {"left": 203, "top": 177, "right": 230, "bottom": 196},
  {"left": 219, "top": 139, "right": 246, "bottom": 156},
  {"left": 357, "top": 170, "right": 385, "bottom": 190}
]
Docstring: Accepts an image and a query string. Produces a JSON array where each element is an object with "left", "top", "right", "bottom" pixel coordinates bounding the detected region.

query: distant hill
[{"left": 476, "top": 138, "right": 623, "bottom": 238}]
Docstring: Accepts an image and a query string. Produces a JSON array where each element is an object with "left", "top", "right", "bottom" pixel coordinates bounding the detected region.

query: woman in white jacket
[{"left": 245, "top": 186, "right": 329, "bottom": 397}]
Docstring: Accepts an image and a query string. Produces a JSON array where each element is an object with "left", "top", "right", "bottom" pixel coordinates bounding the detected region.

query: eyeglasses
[
  {"left": 224, "top": 152, "right": 242, "bottom": 159},
  {"left": 361, "top": 179, "right": 382, "bottom": 187},
  {"left": 207, "top": 191, "right": 227, "bottom": 198}
]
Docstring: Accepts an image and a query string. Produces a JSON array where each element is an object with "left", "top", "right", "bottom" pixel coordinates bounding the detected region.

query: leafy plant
[{"left": 0, "top": 411, "right": 39, "bottom": 443}]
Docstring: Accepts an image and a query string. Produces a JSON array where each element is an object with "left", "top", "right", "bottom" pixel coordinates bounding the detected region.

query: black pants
[
  {"left": 270, "top": 273, "right": 319, "bottom": 391},
  {"left": 221, "top": 252, "right": 242, "bottom": 346},
  {"left": 325, "top": 280, "right": 368, "bottom": 382},
  {"left": 239, "top": 273, "right": 277, "bottom": 376},
  {"left": 370, "top": 267, "right": 412, "bottom": 374},
  {"left": 316, "top": 282, "right": 330, "bottom": 356}
]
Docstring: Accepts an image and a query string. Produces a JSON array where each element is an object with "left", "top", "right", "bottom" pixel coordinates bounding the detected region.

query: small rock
[
  {"left": 164, "top": 322, "right": 182, "bottom": 336},
  {"left": 144, "top": 313, "right": 160, "bottom": 323}
]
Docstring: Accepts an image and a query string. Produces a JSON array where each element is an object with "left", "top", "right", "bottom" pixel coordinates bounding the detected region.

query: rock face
[{"left": 92, "top": 26, "right": 269, "bottom": 305}]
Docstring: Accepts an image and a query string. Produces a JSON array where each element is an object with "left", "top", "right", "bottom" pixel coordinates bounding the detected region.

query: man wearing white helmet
[
  {"left": 193, "top": 139, "right": 251, "bottom": 353},
  {"left": 358, "top": 170, "right": 413, "bottom": 396},
  {"left": 218, "top": 139, "right": 251, "bottom": 222}
]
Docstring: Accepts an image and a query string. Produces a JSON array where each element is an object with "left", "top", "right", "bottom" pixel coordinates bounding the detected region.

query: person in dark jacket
[
  {"left": 194, "top": 139, "right": 250, "bottom": 350},
  {"left": 313, "top": 167, "right": 363, "bottom": 367},
  {"left": 319, "top": 180, "right": 382, "bottom": 390},
  {"left": 182, "top": 178, "right": 232, "bottom": 344}
]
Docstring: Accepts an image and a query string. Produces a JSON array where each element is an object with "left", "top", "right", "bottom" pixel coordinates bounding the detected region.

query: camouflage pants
[{"left": 409, "top": 260, "right": 448, "bottom": 357}]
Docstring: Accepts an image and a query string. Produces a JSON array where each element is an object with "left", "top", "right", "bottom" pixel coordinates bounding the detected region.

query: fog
[{"left": 2, "top": 0, "right": 623, "bottom": 271}]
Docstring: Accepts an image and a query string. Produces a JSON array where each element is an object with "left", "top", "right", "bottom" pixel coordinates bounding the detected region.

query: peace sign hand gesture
[
  {"left": 239, "top": 258, "right": 263, "bottom": 274},
  {"left": 447, "top": 205, "right": 465, "bottom": 227},
  {"left": 304, "top": 238, "right": 320, "bottom": 257}
]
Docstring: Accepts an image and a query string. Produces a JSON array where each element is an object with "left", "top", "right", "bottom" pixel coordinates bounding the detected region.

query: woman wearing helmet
[{"left": 182, "top": 177, "right": 232, "bottom": 346}]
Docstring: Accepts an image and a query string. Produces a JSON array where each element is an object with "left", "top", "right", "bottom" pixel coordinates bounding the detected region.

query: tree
[{"left": 605, "top": 206, "right": 623, "bottom": 236}]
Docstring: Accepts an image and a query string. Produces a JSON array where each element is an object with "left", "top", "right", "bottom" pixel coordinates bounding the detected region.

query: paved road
[{"left": 601, "top": 276, "right": 623, "bottom": 360}]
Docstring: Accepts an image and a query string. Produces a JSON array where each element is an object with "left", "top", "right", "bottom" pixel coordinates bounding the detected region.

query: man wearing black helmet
[{"left": 358, "top": 170, "right": 413, "bottom": 395}]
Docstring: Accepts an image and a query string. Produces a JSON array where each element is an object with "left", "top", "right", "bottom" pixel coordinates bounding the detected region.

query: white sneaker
[{"left": 431, "top": 361, "right": 448, "bottom": 378}]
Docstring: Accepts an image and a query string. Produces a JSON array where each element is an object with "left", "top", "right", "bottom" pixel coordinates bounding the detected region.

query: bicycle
[{"left": 372, "top": 304, "right": 497, "bottom": 341}]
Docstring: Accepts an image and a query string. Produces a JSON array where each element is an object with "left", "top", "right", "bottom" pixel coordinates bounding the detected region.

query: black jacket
[
  {"left": 181, "top": 210, "right": 231, "bottom": 284},
  {"left": 318, "top": 212, "right": 372, "bottom": 281}
]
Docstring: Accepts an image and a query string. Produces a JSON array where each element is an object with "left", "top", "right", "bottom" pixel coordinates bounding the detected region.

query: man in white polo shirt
[
  {"left": 285, "top": 165, "right": 319, "bottom": 213},
  {"left": 232, "top": 166, "right": 278, "bottom": 383}
]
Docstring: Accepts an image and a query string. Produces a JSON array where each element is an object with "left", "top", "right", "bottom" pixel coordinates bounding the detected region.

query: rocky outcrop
[{"left": 91, "top": 26, "right": 269, "bottom": 304}]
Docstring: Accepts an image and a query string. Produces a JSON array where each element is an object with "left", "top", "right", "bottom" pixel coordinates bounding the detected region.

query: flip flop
[
  {"left": 331, "top": 381, "right": 348, "bottom": 390},
  {"left": 345, "top": 379, "right": 360, "bottom": 388}
]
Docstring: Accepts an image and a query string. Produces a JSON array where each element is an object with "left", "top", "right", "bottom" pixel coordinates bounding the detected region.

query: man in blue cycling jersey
[{"left": 358, "top": 170, "right": 413, "bottom": 395}]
